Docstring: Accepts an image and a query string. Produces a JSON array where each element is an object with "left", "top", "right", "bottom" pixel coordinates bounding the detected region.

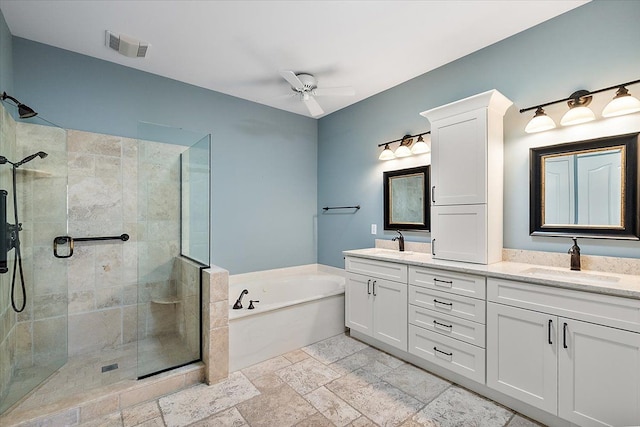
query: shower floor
[{"left": 2, "top": 333, "right": 196, "bottom": 415}]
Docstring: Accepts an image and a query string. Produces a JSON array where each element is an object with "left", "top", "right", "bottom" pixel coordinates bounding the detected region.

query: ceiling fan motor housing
[{"left": 295, "top": 74, "right": 317, "bottom": 92}]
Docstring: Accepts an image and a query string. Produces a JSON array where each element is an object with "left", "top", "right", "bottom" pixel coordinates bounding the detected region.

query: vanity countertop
[{"left": 343, "top": 248, "right": 640, "bottom": 300}]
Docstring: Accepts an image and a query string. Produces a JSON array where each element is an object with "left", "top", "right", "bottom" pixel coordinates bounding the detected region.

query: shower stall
[{"left": 0, "top": 103, "right": 211, "bottom": 415}]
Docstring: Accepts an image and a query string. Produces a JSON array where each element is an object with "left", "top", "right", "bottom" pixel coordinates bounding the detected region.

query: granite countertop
[{"left": 343, "top": 248, "right": 640, "bottom": 300}]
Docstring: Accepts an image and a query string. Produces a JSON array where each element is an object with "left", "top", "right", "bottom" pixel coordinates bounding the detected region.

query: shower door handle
[{"left": 53, "top": 236, "right": 74, "bottom": 258}]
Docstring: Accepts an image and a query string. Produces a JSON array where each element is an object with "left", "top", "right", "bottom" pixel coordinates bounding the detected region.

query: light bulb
[
  {"left": 411, "top": 135, "right": 431, "bottom": 154},
  {"left": 560, "top": 105, "right": 595, "bottom": 126},
  {"left": 525, "top": 107, "right": 556, "bottom": 133},
  {"left": 378, "top": 144, "right": 395, "bottom": 161},
  {"left": 394, "top": 143, "right": 412, "bottom": 158},
  {"left": 602, "top": 86, "right": 640, "bottom": 117}
]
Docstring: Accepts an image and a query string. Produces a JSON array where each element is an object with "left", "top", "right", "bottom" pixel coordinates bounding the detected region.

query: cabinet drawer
[
  {"left": 345, "top": 256, "right": 408, "bottom": 283},
  {"left": 409, "top": 305, "right": 485, "bottom": 348},
  {"left": 410, "top": 286, "right": 486, "bottom": 324},
  {"left": 409, "top": 267, "right": 486, "bottom": 299},
  {"left": 488, "top": 278, "right": 640, "bottom": 333},
  {"left": 409, "top": 324, "right": 485, "bottom": 384}
]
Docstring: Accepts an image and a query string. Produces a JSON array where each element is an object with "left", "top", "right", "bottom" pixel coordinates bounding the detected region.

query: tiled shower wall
[
  {"left": 5, "top": 120, "right": 186, "bottom": 364},
  {"left": 0, "top": 104, "right": 17, "bottom": 404},
  {"left": 65, "top": 129, "right": 185, "bottom": 356}
]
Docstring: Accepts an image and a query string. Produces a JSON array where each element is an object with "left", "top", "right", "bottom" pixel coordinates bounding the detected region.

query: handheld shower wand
[{"left": 1, "top": 151, "right": 48, "bottom": 312}]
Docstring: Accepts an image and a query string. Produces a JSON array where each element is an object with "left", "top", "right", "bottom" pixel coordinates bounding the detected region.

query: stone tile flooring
[{"left": 78, "top": 333, "right": 544, "bottom": 427}]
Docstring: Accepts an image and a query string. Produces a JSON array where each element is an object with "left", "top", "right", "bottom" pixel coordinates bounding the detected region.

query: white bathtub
[{"left": 229, "top": 264, "right": 346, "bottom": 371}]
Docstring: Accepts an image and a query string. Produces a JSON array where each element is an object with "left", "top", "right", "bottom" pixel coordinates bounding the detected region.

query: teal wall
[
  {"left": 317, "top": 0, "right": 640, "bottom": 268},
  {"left": 0, "top": 10, "right": 12, "bottom": 109},
  {"left": 10, "top": 37, "right": 318, "bottom": 274}
]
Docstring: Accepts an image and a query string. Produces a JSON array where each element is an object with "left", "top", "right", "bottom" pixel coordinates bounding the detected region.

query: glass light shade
[
  {"left": 525, "top": 108, "right": 556, "bottom": 133},
  {"left": 411, "top": 135, "right": 431, "bottom": 154},
  {"left": 602, "top": 87, "right": 640, "bottom": 117},
  {"left": 394, "top": 143, "right": 412, "bottom": 158},
  {"left": 560, "top": 105, "right": 596, "bottom": 126},
  {"left": 378, "top": 144, "right": 395, "bottom": 161}
]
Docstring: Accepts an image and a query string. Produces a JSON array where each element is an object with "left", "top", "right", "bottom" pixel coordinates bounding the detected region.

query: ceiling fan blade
[
  {"left": 312, "top": 87, "right": 355, "bottom": 97},
  {"left": 280, "top": 70, "right": 304, "bottom": 90},
  {"left": 303, "top": 95, "right": 324, "bottom": 117}
]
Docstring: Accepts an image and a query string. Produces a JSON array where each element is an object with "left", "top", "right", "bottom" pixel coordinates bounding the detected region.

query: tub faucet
[
  {"left": 392, "top": 230, "right": 405, "bottom": 252},
  {"left": 568, "top": 238, "right": 581, "bottom": 271},
  {"left": 233, "top": 289, "right": 249, "bottom": 309}
]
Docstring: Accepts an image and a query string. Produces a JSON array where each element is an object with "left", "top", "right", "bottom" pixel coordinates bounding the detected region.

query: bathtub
[{"left": 229, "top": 264, "right": 346, "bottom": 371}]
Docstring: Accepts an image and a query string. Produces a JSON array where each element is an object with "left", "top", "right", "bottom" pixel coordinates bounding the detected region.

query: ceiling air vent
[{"left": 105, "top": 30, "right": 149, "bottom": 58}]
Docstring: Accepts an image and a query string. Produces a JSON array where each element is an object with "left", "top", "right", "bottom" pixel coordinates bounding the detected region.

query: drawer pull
[
  {"left": 433, "top": 320, "right": 453, "bottom": 330},
  {"left": 433, "top": 278, "right": 453, "bottom": 288},
  {"left": 433, "top": 298, "right": 453, "bottom": 308},
  {"left": 563, "top": 322, "right": 568, "bottom": 349},
  {"left": 433, "top": 346, "right": 452, "bottom": 357},
  {"left": 548, "top": 319, "right": 553, "bottom": 345},
  {"left": 367, "top": 279, "right": 371, "bottom": 295}
]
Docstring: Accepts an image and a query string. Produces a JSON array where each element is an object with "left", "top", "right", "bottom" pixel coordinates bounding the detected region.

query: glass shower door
[
  {"left": 0, "top": 111, "right": 68, "bottom": 414},
  {"left": 136, "top": 122, "right": 209, "bottom": 378}
]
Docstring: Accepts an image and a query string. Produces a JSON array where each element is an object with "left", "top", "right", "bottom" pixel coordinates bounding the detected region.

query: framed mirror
[
  {"left": 384, "top": 165, "right": 430, "bottom": 231},
  {"left": 530, "top": 132, "right": 639, "bottom": 239}
]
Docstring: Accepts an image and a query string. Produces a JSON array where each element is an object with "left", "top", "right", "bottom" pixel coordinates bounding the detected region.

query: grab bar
[
  {"left": 322, "top": 205, "right": 360, "bottom": 211},
  {"left": 53, "top": 233, "right": 129, "bottom": 258}
]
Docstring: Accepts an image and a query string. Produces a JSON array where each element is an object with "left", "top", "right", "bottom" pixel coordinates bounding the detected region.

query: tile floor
[{"left": 76, "top": 333, "right": 544, "bottom": 427}]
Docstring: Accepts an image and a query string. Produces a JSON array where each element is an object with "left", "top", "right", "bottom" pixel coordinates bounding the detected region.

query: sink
[
  {"left": 370, "top": 248, "right": 414, "bottom": 255},
  {"left": 522, "top": 267, "right": 620, "bottom": 284}
]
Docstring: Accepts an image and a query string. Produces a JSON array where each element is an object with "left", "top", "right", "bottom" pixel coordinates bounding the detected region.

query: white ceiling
[{"left": 0, "top": 0, "right": 588, "bottom": 118}]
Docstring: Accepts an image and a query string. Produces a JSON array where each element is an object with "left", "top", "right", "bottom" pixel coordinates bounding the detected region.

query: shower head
[
  {"left": 14, "top": 152, "right": 48, "bottom": 168},
  {"left": 1, "top": 92, "right": 38, "bottom": 119}
]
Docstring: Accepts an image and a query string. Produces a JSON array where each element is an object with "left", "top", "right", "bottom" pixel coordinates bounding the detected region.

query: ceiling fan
[{"left": 280, "top": 70, "right": 355, "bottom": 117}]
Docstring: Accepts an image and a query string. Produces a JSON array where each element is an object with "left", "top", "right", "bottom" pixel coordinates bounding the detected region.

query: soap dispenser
[{"left": 568, "top": 238, "right": 581, "bottom": 271}]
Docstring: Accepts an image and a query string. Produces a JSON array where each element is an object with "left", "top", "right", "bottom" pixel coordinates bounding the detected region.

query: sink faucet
[
  {"left": 392, "top": 230, "right": 405, "bottom": 252},
  {"left": 568, "top": 238, "right": 581, "bottom": 271},
  {"left": 233, "top": 289, "right": 249, "bottom": 309}
]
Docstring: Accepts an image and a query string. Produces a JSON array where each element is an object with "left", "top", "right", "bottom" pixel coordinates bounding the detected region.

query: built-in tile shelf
[{"left": 151, "top": 295, "right": 181, "bottom": 304}]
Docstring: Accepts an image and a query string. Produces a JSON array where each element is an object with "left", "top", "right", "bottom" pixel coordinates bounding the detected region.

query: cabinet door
[
  {"left": 372, "top": 278, "right": 407, "bottom": 351},
  {"left": 431, "top": 204, "right": 487, "bottom": 264},
  {"left": 345, "top": 273, "right": 373, "bottom": 336},
  {"left": 486, "top": 303, "right": 557, "bottom": 414},
  {"left": 558, "top": 319, "right": 640, "bottom": 427},
  {"left": 431, "top": 109, "right": 487, "bottom": 206}
]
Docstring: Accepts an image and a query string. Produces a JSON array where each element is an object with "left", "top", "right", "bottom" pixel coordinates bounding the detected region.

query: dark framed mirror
[
  {"left": 384, "top": 165, "right": 430, "bottom": 231},
  {"left": 530, "top": 132, "right": 639, "bottom": 240}
]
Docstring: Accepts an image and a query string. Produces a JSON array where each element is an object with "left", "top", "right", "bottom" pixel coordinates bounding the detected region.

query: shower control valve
[{"left": 248, "top": 300, "right": 260, "bottom": 310}]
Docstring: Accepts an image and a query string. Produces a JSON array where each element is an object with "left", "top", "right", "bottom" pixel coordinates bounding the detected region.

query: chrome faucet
[
  {"left": 568, "top": 238, "right": 581, "bottom": 271},
  {"left": 233, "top": 289, "right": 249, "bottom": 309},
  {"left": 392, "top": 230, "right": 405, "bottom": 252}
]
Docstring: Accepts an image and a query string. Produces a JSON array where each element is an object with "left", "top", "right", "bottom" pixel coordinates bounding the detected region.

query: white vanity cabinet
[
  {"left": 487, "top": 278, "right": 640, "bottom": 426},
  {"left": 344, "top": 256, "right": 408, "bottom": 351},
  {"left": 408, "top": 266, "right": 486, "bottom": 383},
  {"left": 421, "top": 90, "right": 512, "bottom": 264}
]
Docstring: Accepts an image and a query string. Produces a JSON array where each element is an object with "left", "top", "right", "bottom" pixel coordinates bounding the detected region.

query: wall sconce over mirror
[
  {"left": 521, "top": 78, "right": 640, "bottom": 133},
  {"left": 383, "top": 165, "right": 430, "bottom": 231},
  {"left": 530, "top": 132, "right": 640, "bottom": 240},
  {"left": 378, "top": 132, "right": 431, "bottom": 160}
]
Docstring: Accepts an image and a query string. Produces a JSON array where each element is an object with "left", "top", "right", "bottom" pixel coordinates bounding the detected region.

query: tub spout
[{"left": 233, "top": 289, "right": 249, "bottom": 309}]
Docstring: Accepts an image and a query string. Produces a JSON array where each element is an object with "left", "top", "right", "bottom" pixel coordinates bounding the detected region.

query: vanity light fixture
[
  {"left": 520, "top": 78, "right": 640, "bottom": 133},
  {"left": 394, "top": 136, "right": 413, "bottom": 158},
  {"left": 377, "top": 132, "right": 430, "bottom": 161},
  {"left": 524, "top": 107, "right": 556, "bottom": 133},
  {"left": 560, "top": 90, "right": 596, "bottom": 126},
  {"left": 602, "top": 85, "right": 640, "bottom": 118},
  {"left": 411, "top": 134, "right": 431, "bottom": 154}
]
